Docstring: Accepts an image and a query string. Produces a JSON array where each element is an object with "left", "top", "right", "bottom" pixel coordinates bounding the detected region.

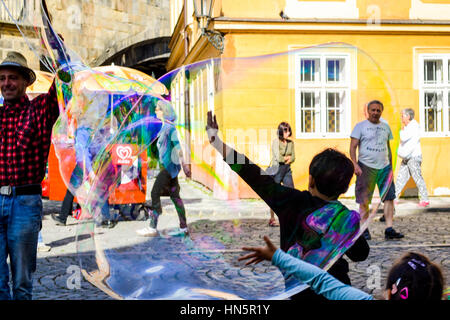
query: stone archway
[{"left": 93, "top": 36, "right": 171, "bottom": 79}]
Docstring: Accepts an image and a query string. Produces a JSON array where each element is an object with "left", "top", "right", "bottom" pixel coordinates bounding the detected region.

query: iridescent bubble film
[{"left": 5, "top": 0, "right": 401, "bottom": 299}]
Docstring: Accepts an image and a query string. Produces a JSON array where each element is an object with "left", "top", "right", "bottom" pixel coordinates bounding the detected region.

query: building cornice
[
  {"left": 215, "top": 17, "right": 450, "bottom": 25},
  {"left": 212, "top": 17, "right": 450, "bottom": 34}
]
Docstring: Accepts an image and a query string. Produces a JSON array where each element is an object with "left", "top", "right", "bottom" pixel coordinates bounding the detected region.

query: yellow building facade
[{"left": 168, "top": 0, "right": 450, "bottom": 199}]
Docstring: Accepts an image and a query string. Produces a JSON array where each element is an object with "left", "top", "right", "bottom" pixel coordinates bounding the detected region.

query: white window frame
[
  {"left": 188, "top": 61, "right": 215, "bottom": 148},
  {"left": 295, "top": 52, "right": 351, "bottom": 139},
  {"left": 418, "top": 54, "right": 450, "bottom": 137}
]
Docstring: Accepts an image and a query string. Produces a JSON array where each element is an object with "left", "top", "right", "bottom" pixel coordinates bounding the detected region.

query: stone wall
[
  {"left": 0, "top": 0, "right": 170, "bottom": 69},
  {"left": 0, "top": 31, "right": 40, "bottom": 70}
]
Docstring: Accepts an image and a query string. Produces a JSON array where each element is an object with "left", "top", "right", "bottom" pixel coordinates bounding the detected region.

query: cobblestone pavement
[{"left": 30, "top": 179, "right": 449, "bottom": 300}]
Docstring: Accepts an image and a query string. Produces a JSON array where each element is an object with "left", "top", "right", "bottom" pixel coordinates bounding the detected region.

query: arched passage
[{"left": 96, "top": 37, "right": 171, "bottom": 79}]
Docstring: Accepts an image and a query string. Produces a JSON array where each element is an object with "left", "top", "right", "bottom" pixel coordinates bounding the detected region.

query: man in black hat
[{"left": 0, "top": 51, "right": 59, "bottom": 299}]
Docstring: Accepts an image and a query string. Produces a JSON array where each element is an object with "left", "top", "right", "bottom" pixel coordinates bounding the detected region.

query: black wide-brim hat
[{"left": 0, "top": 51, "right": 36, "bottom": 85}]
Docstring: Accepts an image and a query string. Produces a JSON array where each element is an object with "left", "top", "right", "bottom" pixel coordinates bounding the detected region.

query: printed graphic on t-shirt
[{"left": 363, "top": 126, "right": 389, "bottom": 153}]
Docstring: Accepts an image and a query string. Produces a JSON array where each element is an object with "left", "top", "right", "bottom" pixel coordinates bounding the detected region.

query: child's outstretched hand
[{"left": 238, "top": 236, "right": 278, "bottom": 266}]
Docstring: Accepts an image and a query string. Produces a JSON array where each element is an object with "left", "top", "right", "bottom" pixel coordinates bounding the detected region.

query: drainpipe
[
  {"left": 183, "top": 0, "right": 191, "bottom": 171},
  {"left": 184, "top": 0, "right": 189, "bottom": 59}
]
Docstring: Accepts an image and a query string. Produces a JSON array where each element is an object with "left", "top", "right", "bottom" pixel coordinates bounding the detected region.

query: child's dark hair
[
  {"left": 386, "top": 252, "right": 444, "bottom": 300},
  {"left": 278, "top": 122, "right": 292, "bottom": 140},
  {"left": 308, "top": 148, "right": 354, "bottom": 199}
]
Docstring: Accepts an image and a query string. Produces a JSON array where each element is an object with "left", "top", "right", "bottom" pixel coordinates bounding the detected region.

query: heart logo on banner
[{"left": 116, "top": 146, "right": 132, "bottom": 160}]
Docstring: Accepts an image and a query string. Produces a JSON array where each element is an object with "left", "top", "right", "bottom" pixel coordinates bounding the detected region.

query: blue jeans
[
  {"left": 272, "top": 164, "right": 294, "bottom": 188},
  {"left": 0, "top": 193, "right": 42, "bottom": 300}
]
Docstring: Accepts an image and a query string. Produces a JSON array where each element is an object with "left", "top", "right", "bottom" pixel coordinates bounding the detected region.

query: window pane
[
  {"left": 424, "top": 60, "right": 443, "bottom": 84},
  {"left": 326, "top": 92, "right": 343, "bottom": 133},
  {"left": 327, "top": 59, "right": 345, "bottom": 83},
  {"left": 300, "top": 59, "right": 319, "bottom": 82},
  {"left": 327, "top": 92, "right": 338, "bottom": 132},
  {"left": 300, "top": 92, "right": 316, "bottom": 133},
  {"left": 424, "top": 92, "right": 442, "bottom": 132}
]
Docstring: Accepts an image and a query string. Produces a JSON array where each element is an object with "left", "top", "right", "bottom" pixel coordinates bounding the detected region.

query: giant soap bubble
[{"left": 8, "top": 0, "right": 401, "bottom": 299}]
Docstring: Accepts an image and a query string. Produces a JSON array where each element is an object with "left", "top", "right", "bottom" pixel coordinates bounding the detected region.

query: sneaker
[
  {"left": 100, "top": 220, "right": 118, "bottom": 229},
  {"left": 136, "top": 226, "right": 158, "bottom": 237},
  {"left": 385, "top": 228, "right": 404, "bottom": 240},
  {"left": 418, "top": 201, "right": 430, "bottom": 207},
  {"left": 167, "top": 227, "right": 189, "bottom": 237},
  {"left": 37, "top": 243, "right": 51, "bottom": 252},
  {"left": 72, "top": 208, "right": 82, "bottom": 220},
  {"left": 51, "top": 213, "right": 66, "bottom": 226},
  {"left": 362, "top": 228, "right": 371, "bottom": 240}
]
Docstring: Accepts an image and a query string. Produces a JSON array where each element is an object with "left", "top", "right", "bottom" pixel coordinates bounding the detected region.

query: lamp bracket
[{"left": 202, "top": 28, "right": 224, "bottom": 53}]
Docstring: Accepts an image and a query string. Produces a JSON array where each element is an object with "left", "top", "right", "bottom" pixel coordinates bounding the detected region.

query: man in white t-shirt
[
  {"left": 350, "top": 100, "right": 404, "bottom": 240},
  {"left": 395, "top": 108, "right": 429, "bottom": 207}
]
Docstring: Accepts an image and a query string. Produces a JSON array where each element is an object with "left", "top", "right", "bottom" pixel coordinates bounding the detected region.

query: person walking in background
[
  {"left": 395, "top": 108, "right": 430, "bottom": 207},
  {"left": 350, "top": 100, "right": 404, "bottom": 240},
  {"left": 136, "top": 100, "right": 191, "bottom": 237},
  {"left": 51, "top": 99, "right": 116, "bottom": 228},
  {"left": 267, "top": 122, "right": 295, "bottom": 227}
]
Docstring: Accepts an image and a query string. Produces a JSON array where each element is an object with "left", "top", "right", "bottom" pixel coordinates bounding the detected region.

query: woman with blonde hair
[{"left": 137, "top": 100, "right": 191, "bottom": 237}]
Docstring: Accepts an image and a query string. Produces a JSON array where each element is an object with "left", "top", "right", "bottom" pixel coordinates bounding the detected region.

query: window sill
[
  {"left": 295, "top": 134, "right": 350, "bottom": 139},
  {"left": 420, "top": 133, "right": 450, "bottom": 138}
]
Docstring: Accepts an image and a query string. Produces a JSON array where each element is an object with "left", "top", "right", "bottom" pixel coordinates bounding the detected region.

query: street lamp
[{"left": 193, "top": 0, "right": 224, "bottom": 53}]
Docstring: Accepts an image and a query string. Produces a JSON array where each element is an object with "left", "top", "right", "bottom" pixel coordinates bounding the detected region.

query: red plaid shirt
[{"left": 0, "top": 82, "right": 59, "bottom": 186}]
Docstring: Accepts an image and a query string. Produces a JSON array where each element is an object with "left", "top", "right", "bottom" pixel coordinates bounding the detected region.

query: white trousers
[{"left": 395, "top": 156, "right": 429, "bottom": 201}]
